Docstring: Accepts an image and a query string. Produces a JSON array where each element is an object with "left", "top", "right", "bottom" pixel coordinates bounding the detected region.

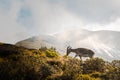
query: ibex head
[{"left": 66, "top": 46, "right": 72, "bottom": 56}]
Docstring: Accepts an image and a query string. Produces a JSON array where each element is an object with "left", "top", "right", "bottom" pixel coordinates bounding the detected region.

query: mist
[{"left": 1, "top": 0, "right": 120, "bottom": 43}]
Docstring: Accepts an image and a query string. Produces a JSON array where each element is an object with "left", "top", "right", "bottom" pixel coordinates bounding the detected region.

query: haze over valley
[{"left": 16, "top": 29, "right": 120, "bottom": 61}]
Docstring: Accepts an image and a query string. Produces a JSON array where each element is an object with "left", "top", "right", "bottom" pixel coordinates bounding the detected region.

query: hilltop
[
  {"left": 0, "top": 42, "right": 33, "bottom": 57},
  {"left": 0, "top": 42, "right": 120, "bottom": 80}
]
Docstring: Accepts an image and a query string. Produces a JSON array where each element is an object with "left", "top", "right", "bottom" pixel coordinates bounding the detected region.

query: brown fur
[{"left": 66, "top": 46, "right": 95, "bottom": 60}]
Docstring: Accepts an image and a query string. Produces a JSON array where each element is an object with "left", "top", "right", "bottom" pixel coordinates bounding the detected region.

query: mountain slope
[
  {"left": 55, "top": 30, "right": 120, "bottom": 61},
  {"left": 16, "top": 35, "right": 59, "bottom": 49},
  {"left": 15, "top": 29, "right": 120, "bottom": 61}
]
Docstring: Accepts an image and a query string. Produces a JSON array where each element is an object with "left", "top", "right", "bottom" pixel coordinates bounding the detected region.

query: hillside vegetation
[{"left": 0, "top": 43, "right": 120, "bottom": 80}]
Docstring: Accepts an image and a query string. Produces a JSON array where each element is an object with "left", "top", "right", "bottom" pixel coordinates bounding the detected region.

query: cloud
[
  {"left": 86, "top": 18, "right": 120, "bottom": 31},
  {"left": 0, "top": 0, "right": 30, "bottom": 43},
  {"left": 23, "top": 0, "right": 84, "bottom": 34},
  {"left": 1, "top": 0, "right": 120, "bottom": 43},
  {"left": 17, "top": 6, "right": 33, "bottom": 28},
  {"left": 23, "top": 0, "right": 120, "bottom": 34},
  {"left": 52, "top": 0, "right": 120, "bottom": 24}
]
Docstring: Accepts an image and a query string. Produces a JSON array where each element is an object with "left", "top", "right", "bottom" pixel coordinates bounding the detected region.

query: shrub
[
  {"left": 90, "top": 72, "right": 101, "bottom": 78},
  {"left": 60, "top": 58, "right": 82, "bottom": 80},
  {"left": 103, "top": 60, "right": 120, "bottom": 80},
  {"left": 40, "top": 52, "right": 46, "bottom": 57},
  {"left": 83, "top": 58, "right": 105, "bottom": 74},
  {"left": 0, "top": 59, "right": 39, "bottom": 80},
  {"left": 0, "top": 57, "right": 4, "bottom": 62},
  {"left": 74, "top": 74, "right": 99, "bottom": 80},
  {"left": 46, "top": 49, "right": 58, "bottom": 58},
  {"left": 106, "top": 67, "right": 120, "bottom": 80}
]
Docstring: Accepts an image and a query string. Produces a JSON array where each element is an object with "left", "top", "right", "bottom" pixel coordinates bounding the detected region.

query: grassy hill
[{"left": 0, "top": 42, "right": 120, "bottom": 80}]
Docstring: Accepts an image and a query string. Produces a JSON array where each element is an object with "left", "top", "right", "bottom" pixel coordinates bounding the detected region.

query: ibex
[{"left": 66, "top": 46, "right": 95, "bottom": 60}]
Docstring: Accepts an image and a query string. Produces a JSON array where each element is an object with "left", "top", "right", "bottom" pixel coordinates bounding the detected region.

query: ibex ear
[
  {"left": 69, "top": 46, "right": 72, "bottom": 49},
  {"left": 67, "top": 46, "right": 69, "bottom": 49},
  {"left": 67, "top": 46, "right": 72, "bottom": 49}
]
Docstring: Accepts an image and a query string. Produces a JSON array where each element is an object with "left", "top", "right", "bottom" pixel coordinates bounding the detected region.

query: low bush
[
  {"left": 90, "top": 71, "right": 101, "bottom": 78},
  {"left": 45, "top": 49, "right": 59, "bottom": 58},
  {"left": 74, "top": 74, "right": 100, "bottom": 80},
  {"left": 60, "top": 58, "right": 82, "bottom": 80}
]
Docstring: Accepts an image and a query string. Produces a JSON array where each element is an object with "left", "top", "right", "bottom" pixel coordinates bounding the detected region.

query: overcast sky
[{"left": 0, "top": 0, "right": 120, "bottom": 43}]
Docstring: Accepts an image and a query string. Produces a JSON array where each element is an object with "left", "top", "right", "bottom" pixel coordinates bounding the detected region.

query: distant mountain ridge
[
  {"left": 16, "top": 35, "right": 59, "bottom": 49},
  {"left": 15, "top": 29, "right": 120, "bottom": 61}
]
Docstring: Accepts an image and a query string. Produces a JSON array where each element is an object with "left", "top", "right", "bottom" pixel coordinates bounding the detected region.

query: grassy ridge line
[{"left": 0, "top": 43, "right": 33, "bottom": 57}]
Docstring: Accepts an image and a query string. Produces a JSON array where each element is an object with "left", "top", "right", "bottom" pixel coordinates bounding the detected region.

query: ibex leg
[
  {"left": 79, "top": 55, "right": 82, "bottom": 61},
  {"left": 74, "top": 54, "right": 78, "bottom": 58}
]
